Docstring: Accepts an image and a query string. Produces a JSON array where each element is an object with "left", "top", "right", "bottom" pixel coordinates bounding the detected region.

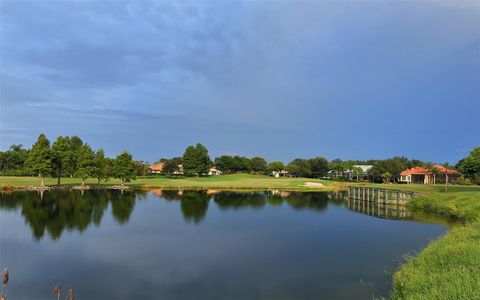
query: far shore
[{"left": 0, "top": 174, "right": 343, "bottom": 192}]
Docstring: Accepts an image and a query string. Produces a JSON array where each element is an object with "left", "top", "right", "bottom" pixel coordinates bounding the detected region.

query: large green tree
[
  {"left": 52, "top": 136, "right": 74, "bottom": 185},
  {"left": 113, "top": 151, "right": 137, "bottom": 185},
  {"left": 308, "top": 157, "right": 329, "bottom": 178},
  {"left": 371, "top": 159, "right": 403, "bottom": 183},
  {"left": 286, "top": 158, "right": 312, "bottom": 177},
  {"left": 250, "top": 157, "right": 268, "bottom": 174},
  {"left": 457, "top": 147, "right": 480, "bottom": 184},
  {"left": 162, "top": 157, "right": 183, "bottom": 175},
  {"left": 92, "top": 149, "right": 108, "bottom": 184},
  {"left": 25, "top": 134, "right": 52, "bottom": 186},
  {"left": 182, "top": 143, "right": 212, "bottom": 176},
  {"left": 77, "top": 144, "right": 96, "bottom": 185},
  {"left": 268, "top": 161, "right": 285, "bottom": 172},
  {"left": 69, "top": 136, "right": 84, "bottom": 176}
]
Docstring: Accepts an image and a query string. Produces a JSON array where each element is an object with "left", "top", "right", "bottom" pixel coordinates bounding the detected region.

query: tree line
[
  {"left": 0, "top": 134, "right": 143, "bottom": 186},
  {"left": 1, "top": 134, "right": 479, "bottom": 185},
  {"left": 157, "top": 144, "right": 480, "bottom": 184}
]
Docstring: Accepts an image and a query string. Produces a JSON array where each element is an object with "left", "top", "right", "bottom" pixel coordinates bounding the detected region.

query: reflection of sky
[
  {"left": 0, "top": 192, "right": 446, "bottom": 299},
  {"left": 1, "top": 1, "right": 479, "bottom": 163}
]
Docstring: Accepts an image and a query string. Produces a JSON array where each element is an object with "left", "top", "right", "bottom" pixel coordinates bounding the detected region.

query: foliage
[
  {"left": 162, "top": 157, "right": 183, "bottom": 175},
  {"left": 215, "top": 155, "right": 251, "bottom": 173},
  {"left": 24, "top": 134, "right": 52, "bottom": 185},
  {"left": 76, "top": 144, "right": 96, "bottom": 184},
  {"left": 381, "top": 172, "right": 392, "bottom": 183},
  {"left": 371, "top": 159, "right": 403, "bottom": 182},
  {"left": 182, "top": 143, "right": 212, "bottom": 176},
  {"left": 250, "top": 157, "right": 268, "bottom": 174},
  {"left": 308, "top": 157, "right": 329, "bottom": 178},
  {"left": 352, "top": 166, "right": 364, "bottom": 182},
  {"left": 92, "top": 149, "right": 108, "bottom": 183},
  {"left": 133, "top": 160, "right": 149, "bottom": 176},
  {"left": 52, "top": 136, "right": 71, "bottom": 183},
  {"left": 457, "top": 146, "right": 480, "bottom": 184},
  {"left": 0, "top": 144, "right": 29, "bottom": 175},
  {"left": 268, "top": 161, "right": 285, "bottom": 172},
  {"left": 112, "top": 151, "right": 137, "bottom": 184},
  {"left": 286, "top": 158, "right": 312, "bottom": 177}
]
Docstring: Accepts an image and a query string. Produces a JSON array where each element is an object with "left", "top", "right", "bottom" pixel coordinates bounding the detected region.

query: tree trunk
[
  {"left": 57, "top": 166, "right": 61, "bottom": 185},
  {"left": 40, "top": 176, "right": 45, "bottom": 187},
  {"left": 81, "top": 178, "right": 85, "bottom": 186}
]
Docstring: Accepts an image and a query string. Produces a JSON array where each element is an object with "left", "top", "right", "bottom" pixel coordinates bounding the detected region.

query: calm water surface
[{"left": 0, "top": 190, "right": 447, "bottom": 300}]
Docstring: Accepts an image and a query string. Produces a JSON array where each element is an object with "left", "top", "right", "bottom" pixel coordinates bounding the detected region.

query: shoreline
[{"left": 1, "top": 183, "right": 341, "bottom": 192}]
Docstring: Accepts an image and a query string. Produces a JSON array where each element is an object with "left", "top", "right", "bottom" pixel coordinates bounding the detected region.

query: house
[
  {"left": 148, "top": 163, "right": 164, "bottom": 174},
  {"left": 399, "top": 165, "right": 461, "bottom": 184},
  {"left": 329, "top": 165, "right": 373, "bottom": 181},
  {"left": 173, "top": 164, "right": 184, "bottom": 175},
  {"left": 148, "top": 163, "right": 183, "bottom": 175},
  {"left": 349, "top": 164, "right": 373, "bottom": 181},
  {"left": 208, "top": 167, "right": 223, "bottom": 176},
  {"left": 271, "top": 170, "right": 290, "bottom": 177}
]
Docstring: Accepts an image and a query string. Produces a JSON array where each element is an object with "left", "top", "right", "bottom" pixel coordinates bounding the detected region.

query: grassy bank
[
  {"left": 0, "top": 174, "right": 339, "bottom": 190},
  {"left": 390, "top": 189, "right": 480, "bottom": 299}
]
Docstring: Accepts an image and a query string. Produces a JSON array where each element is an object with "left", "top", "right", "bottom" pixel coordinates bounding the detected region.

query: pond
[{"left": 0, "top": 189, "right": 447, "bottom": 300}]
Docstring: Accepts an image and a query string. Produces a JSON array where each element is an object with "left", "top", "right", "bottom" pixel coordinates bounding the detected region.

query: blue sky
[{"left": 0, "top": 1, "right": 478, "bottom": 164}]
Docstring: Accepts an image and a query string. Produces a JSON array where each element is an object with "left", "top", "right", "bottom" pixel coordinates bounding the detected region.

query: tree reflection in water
[
  {"left": 0, "top": 189, "right": 146, "bottom": 240},
  {"left": 0, "top": 189, "right": 346, "bottom": 240}
]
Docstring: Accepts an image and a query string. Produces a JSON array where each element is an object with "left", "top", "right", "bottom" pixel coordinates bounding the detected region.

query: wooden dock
[{"left": 347, "top": 186, "right": 415, "bottom": 205}]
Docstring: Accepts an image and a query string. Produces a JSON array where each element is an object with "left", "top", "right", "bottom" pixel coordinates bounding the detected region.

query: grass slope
[
  {"left": 0, "top": 174, "right": 337, "bottom": 190},
  {"left": 391, "top": 189, "right": 480, "bottom": 300}
]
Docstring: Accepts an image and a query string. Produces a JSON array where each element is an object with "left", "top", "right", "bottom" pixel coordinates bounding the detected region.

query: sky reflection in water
[{"left": 0, "top": 190, "right": 447, "bottom": 300}]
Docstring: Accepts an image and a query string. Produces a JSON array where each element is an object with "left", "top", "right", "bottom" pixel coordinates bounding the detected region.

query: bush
[
  {"left": 0, "top": 169, "right": 29, "bottom": 176},
  {"left": 457, "top": 175, "right": 473, "bottom": 186}
]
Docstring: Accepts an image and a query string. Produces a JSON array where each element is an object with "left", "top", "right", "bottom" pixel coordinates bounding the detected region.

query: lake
[{"left": 0, "top": 189, "right": 447, "bottom": 300}]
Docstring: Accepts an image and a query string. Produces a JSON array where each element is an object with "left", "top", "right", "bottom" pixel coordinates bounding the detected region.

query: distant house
[
  {"left": 330, "top": 165, "right": 373, "bottom": 181},
  {"left": 148, "top": 163, "right": 183, "bottom": 175},
  {"left": 148, "top": 163, "right": 164, "bottom": 174},
  {"left": 208, "top": 167, "right": 223, "bottom": 176},
  {"left": 399, "top": 165, "right": 461, "bottom": 184},
  {"left": 271, "top": 170, "right": 290, "bottom": 178}
]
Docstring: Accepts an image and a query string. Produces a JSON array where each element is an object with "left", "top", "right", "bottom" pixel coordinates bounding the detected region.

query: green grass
[
  {"left": 392, "top": 222, "right": 480, "bottom": 300},
  {"left": 390, "top": 190, "right": 480, "bottom": 299},
  {"left": 0, "top": 173, "right": 338, "bottom": 190}
]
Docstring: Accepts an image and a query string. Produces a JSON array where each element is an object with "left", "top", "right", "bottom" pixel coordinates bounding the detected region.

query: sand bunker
[{"left": 303, "top": 182, "right": 325, "bottom": 187}]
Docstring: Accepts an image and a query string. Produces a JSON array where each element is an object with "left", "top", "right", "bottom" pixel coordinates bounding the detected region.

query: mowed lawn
[{"left": 0, "top": 173, "right": 337, "bottom": 190}]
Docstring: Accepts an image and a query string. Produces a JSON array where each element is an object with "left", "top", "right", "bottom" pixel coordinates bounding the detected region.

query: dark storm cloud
[{"left": 1, "top": 1, "right": 479, "bottom": 163}]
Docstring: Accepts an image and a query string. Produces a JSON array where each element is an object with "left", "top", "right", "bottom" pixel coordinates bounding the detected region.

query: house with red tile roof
[
  {"left": 399, "top": 164, "right": 461, "bottom": 184},
  {"left": 148, "top": 163, "right": 184, "bottom": 175},
  {"left": 148, "top": 163, "right": 165, "bottom": 174}
]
